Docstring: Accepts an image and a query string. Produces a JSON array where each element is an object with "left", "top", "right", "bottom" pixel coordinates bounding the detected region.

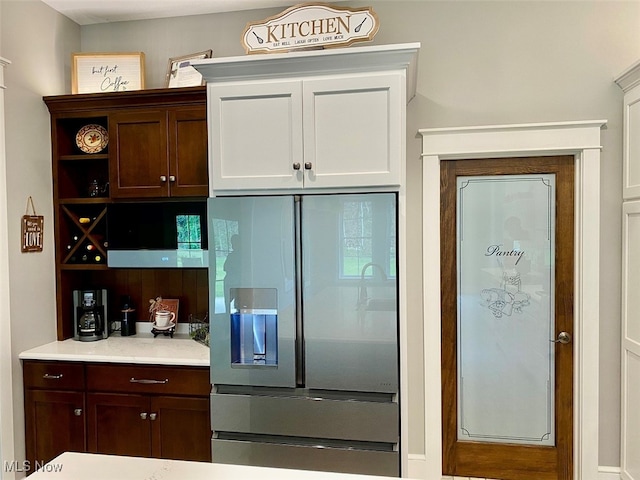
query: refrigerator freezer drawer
[
  {"left": 212, "top": 438, "right": 399, "bottom": 477},
  {"left": 211, "top": 392, "right": 398, "bottom": 443}
]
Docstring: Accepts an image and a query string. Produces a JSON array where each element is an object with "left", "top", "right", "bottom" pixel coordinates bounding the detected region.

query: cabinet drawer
[
  {"left": 23, "top": 361, "right": 85, "bottom": 390},
  {"left": 86, "top": 364, "right": 209, "bottom": 396}
]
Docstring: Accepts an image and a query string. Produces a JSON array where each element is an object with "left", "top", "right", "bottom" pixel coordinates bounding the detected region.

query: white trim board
[{"left": 418, "top": 120, "right": 605, "bottom": 480}]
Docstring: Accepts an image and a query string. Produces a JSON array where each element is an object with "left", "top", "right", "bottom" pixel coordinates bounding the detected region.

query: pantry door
[{"left": 440, "top": 156, "right": 574, "bottom": 480}]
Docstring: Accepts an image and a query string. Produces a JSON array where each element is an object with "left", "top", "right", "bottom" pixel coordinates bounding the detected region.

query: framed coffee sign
[
  {"left": 72, "top": 52, "right": 145, "bottom": 94},
  {"left": 241, "top": 3, "right": 379, "bottom": 54}
]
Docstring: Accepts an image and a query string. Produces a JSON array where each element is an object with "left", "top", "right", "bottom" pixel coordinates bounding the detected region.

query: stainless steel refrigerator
[{"left": 207, "top": 193, "right": 399, "bottom": 476}]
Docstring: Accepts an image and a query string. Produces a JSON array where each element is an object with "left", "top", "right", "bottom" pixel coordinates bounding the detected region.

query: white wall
[
  {"left": 0, "top": 2, "right": 17, "bottom": 477},
  {"left": 0, "top": 0, "right": 80, "bottom": 469},
  {"left": 1, "top": 0, "right": 639, "bottom": 470}
]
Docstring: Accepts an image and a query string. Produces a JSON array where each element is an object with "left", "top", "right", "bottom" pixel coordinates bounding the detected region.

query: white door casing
[
  {"left": 419, "top": 120, "right": 604, "bottom": 480},
  {"left": 0, "top": 56, "right": 16, "bottom": 480}
]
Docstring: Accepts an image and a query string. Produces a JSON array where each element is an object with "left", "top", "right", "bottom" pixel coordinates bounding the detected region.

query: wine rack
[{"left": 59, "top": 203, "right": 108, "bottom": 266}]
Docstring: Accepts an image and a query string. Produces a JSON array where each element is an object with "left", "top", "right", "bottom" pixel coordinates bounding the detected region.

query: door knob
[
  {"left": 74, "top": 408, "right": 82, "bottom": 416},
  {"left": 552, "top": 331, "right": 572, "bottom": 344},
  {"left": 149, "top": 413, "right": 157, "bottom": 421},
  {"left": 160, "top": 175, "right": 167, "bottom": 182},
  {"left": 304, "top": 162, "right": 313, "bottom": 170},
  {"left": 140, "top": 412, "right": 148, "bottom": 420},
  {"left": 169, "top": 175, "right": 176, "bottom": 182},
  {"left": 292, "top": 162, "right": 301, "bottom": 170}
]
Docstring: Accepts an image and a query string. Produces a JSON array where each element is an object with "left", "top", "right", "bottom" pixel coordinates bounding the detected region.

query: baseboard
[{"left": 404, "top": 458, "right": 621, "bottom": 479}]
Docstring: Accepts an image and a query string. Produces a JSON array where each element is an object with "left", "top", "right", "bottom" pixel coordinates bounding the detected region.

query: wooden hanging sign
[
  {"left": 241, "top": 3, "right": 379, "bottom": 54},
  {"left": 21, "top": 196, "right": 44, "bottom": 253}
]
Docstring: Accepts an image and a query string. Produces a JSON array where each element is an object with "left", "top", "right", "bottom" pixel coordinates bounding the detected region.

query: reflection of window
[
  {"left": 212, "top": 219, "right": 239, "bottom": 312},
  {"left": 340, "top": 200, "right": 396, "bottom": 278},
  {"left": 176, "top": 214, "right": 202, "bottom": 249}
]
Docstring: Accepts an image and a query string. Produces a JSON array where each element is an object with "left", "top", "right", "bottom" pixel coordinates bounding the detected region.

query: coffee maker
[{"left": 73, "top": 289, "right": 109, "bottom": 341}]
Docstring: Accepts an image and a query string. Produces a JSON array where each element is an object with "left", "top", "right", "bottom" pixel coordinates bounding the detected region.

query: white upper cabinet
[
  {"left": 302, "top": 72, "right": 403, "bottom": 189},
  {"left": 209, "top": 79, "right": 304, "bottom": 191},
  {"left": 616, "top": 61, "right": 640, "bottom": 200},
  {"left": 195, "top": 43, "right": 419, "bottom": 195}
]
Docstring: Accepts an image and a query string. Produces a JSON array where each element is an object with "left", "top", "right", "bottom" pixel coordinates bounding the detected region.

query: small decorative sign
[
  {"left": 21, "top": 196, "right": 44, "bottom": 253},
  {"left": 72, "top": 52, "right": 145, "bottom": 94},
  {"left": 165, "top": 50, "right": 213, "bottom": 88},
  {"left": 241, "top": 3, "right": 379, "bottom": 54},
  {"left": 148, "top": 297, "right": 180, "bottom": 322}
]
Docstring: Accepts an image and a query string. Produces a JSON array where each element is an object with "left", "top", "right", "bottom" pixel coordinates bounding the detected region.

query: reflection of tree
[
  {"left": 341, "top": 199, "right": 396, "bottom": 277},
  {"left": 176, "top": 214, "right": 202, "bottom": 249}
]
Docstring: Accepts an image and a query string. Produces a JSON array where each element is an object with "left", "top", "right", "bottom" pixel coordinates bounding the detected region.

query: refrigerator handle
[{"left": 294, "top": 195, "right": 305, "bottom": 387}]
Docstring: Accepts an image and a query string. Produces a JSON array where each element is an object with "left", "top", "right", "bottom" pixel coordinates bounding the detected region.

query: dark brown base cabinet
[
  {"left": 24, "top": 360, "right": 211, "bottom": 469},
  {"left": 24, "top": 361, "right": 86, "bottom": 468},
  {"left": 87, "top": 394, "right": 211, "bottom": 461}
]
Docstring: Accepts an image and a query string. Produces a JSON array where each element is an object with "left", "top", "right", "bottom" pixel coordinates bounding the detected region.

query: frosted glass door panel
[
  {"left": 457, "top": 175, "right": 555, "bottom": 446},
  {"left": 208, "top": 196, "right": 296, "bottom": 388},
  {"left": 302, "top": 193, "right": 398, "bottom": 393}
]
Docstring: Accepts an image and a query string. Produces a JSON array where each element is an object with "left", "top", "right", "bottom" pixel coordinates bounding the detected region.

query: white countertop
[
  {"left": 29, "top": 452, "right": 408, "bottom": 480},
  {"left": 18, "top": 327, "right": 209, "bottom": 366}
]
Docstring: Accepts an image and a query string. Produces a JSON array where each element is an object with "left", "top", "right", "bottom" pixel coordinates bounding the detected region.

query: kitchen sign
[{"left": 241, "top": 3, "right": 379, "bottom": 54}]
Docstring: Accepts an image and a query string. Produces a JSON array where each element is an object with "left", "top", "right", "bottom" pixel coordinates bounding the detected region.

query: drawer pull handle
[
  {"left": 74, "top": 408, "right": 82, "bottom": 416},
  {"left": 129, "top": 377, "right": 169, "bottom": 385},
  {"left": 43, "top": 373, "right": 63, "bottom": 380}
]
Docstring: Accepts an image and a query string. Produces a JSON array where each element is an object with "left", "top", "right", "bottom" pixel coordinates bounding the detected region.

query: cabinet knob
[
  {"left": 74, "top": 408, "right": 82, "bottom": 417},
  {"left": 169, "top": 175, "right": 176, "bottom": 182},
  {"left": 140, "top": 412, "right": 148, "bottom": 420},
  {"left": 149, "top": 413, "right": 157, "bottom": 421},
  {"left": 160, "top": 175, "right": 167, "bottom": 182},
  {"left": 304, "top": 162, "right": 313, "bottom": 170},
  {"left": 292, "top": 162, "right": 301, "bottom": 171}
]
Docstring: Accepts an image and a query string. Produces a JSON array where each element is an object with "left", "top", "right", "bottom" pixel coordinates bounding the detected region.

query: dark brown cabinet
[
  {"left": 23, "top": 361, "right": 86, "bottom": 467},
  {"left": 23, "top": 360, "right": 211, "bottom": 466},
  {"left": 85, "top": 363, "right": 211, "bottom": 462},
  {"left": 110, "top": 106, "right": 207, "bottom": 198},
  {"left": 87, "top": 393, "right": 152, "bottom": 457},
  {"left": 44, "top": 87, "right": 209, "bottom": 340},
  {"left": 87, "top": 393, "right": 211, "bottom": 461},
  {"left": 151, "top": 395, "right": 211, "bottom": 461}
]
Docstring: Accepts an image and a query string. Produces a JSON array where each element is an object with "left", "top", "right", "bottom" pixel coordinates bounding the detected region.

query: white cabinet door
[
  {"left": 302, "top": 72, "right": 404, "bottom": 189},
  {"left": 208, "top": 72, "right": 403, "bottom": 193},
  {"left": 208, "top": 80, "right": 303, "bottom": 193},
  {"left": 622, "top": 85, "right": 640, "bottom": 200},
  {"left": 622, "top": 200, "right": 640, "bottom": 480}
]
